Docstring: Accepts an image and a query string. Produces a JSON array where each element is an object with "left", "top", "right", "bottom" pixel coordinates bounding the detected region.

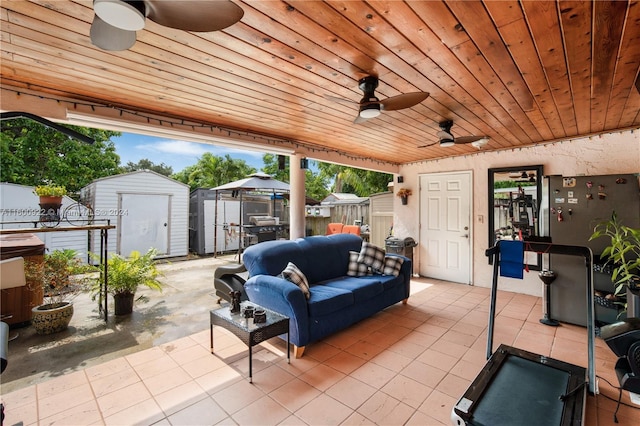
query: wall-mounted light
[
  {"left": 397, "top": 176, "right": 404, "bottom": 183},
  {"left": 300, "top": 158, "right": 309, "bottom": 169}
]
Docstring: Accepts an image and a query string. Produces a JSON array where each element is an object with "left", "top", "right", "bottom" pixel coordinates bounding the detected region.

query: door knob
[{"left": 462, "top": 234, "right": 469, "bottom": 238}]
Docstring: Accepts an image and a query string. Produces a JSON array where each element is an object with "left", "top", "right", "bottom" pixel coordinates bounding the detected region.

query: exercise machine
[{"left": 452, "top": 241, "right": 595, "bottom": 425}]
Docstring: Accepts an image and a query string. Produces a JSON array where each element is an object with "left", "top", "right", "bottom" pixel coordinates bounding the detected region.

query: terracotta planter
[
  {"left": 114, "top": 292, "right": 135, "bottom": 316},
  {"left": 38, "top": 196, "right": 63, "bottom": 223},
  {"left": 31, "top": 302, "right": 73, "bottom": 335}
]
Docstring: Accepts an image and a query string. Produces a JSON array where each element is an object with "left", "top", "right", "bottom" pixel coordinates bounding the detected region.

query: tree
[
  {"left": 121, "top": 159, "right": 173, "bottom": 176},
  {"left": 171, "top": 153, "right": 256, "bottom": 190},
  {"left": 316, "top": 163, "right": 392, "bottom": 196},
  {"left": 1, "top": 118, "right": 121, "bottom": 194}
]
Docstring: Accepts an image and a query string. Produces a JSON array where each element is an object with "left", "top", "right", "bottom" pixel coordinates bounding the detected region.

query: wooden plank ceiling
[{"left": 1, "top": 0, "right": 639, "bottom": 166}]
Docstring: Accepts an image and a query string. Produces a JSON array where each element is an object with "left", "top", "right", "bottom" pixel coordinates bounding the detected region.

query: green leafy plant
[
  {"left": 24, "top": 249, "right": 94, "bottom": 308},
  {"left": 590, "top": 212, "right": 640, "bottom": 297},
  {"left": 33, "top": 184, "right": 67, "bottom": 197},
  {"left": 91, "top": 248, "right": 164, "bottom": 299}
]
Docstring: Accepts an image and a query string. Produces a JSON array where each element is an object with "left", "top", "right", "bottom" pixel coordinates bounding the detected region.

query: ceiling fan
[
  {"left": 90, "top": 0, "right": 244, "bottom": 51},
  {"left": 419, "top": 120, "right": 490, "bottom": 149},
  {"left": 326, "top": 76, "right": 429, "bottom": 124}
]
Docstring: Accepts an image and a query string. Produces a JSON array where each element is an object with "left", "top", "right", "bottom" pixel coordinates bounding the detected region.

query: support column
[{"left": 289, "top": 154, "right": 306, "bottom": 239}]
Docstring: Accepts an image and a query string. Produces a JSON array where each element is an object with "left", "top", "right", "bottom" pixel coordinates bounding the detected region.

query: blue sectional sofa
[{"left": 242, "top": 234, "right": 412, "bottom": 357}]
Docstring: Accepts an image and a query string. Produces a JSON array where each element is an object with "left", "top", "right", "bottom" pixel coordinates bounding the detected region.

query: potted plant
[
  {"left": 24, "top": 249, "right": 93, "bottom": 334},
  {"left": 397, "top": 188, "right": 412, "bottom": 205},
  {"left": 91, "top": 248, "right": 164, "bottom": 316},
  {"left": 34, "top": 184, "right": 67, "bottom": 223},
  {"left": 33, "top": 184, "right": 67, "bottom": 204},
  {"left": 590, "top": 212, "right": 640, "bottom": 318}
]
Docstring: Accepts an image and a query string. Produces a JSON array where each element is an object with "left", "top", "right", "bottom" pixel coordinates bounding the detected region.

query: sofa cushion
[
  {"left": 307, "top": 285, "right": 354, "bottom": 317},
  {"left": 280, "top": 262, "right": 310, "bottom": 300},
  {"left": 346, "top": 251, "right": 372, "bottom": 277},
  {"left": 321, "top": 276, "right": 383, "bottom": 302},
  {"left": 382, "top": 255, "right": 405, "bottom": 276},
  {"left": 357, "top": 242, "right": 386, "bottom": 273},
  {"left": 296, "top": 234, "right": 363, "bottom": 283}
]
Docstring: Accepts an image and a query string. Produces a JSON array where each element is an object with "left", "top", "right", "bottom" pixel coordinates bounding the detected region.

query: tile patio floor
[{"left": 2, "top": 277, "right": 639, "bottom": 425}]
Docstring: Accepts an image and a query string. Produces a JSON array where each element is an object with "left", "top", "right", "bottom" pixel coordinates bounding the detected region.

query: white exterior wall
[
  {"left": 0, "top": 183, "right": 90, "bottom": 259},
  {"left": 83, "top": 171, "right": 189, "bottom": 258},
  {"left": 396, "top": 129, "right": 640, "bottom": 296}
]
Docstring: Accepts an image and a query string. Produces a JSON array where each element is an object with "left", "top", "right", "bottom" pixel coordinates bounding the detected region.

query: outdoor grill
[{"left": 244, "top": 216, "right": 286, "bottom": 244}]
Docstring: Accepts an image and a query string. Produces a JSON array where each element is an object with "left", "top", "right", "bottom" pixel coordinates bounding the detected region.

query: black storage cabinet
[{"left": 385, "top": 237, "right": 417, "bottom": 275}]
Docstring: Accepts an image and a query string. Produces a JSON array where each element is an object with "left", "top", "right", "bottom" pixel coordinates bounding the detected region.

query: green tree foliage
[
  {"left": 0, "top": 118, "right": 121, "bottom": 194},
  {"left": 121, "top": 158, "right": 173, "bottom": 176},
  {"left": 316, "top": 163, "right": 392, "bottom": 196},
  {"left": 171, "top": 153, "right": 256, "bottom": 191}
]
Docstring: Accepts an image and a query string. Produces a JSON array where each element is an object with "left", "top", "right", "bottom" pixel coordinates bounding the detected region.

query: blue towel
[{"left": 500, "top": 240, "right": 524, "bottom": 279}]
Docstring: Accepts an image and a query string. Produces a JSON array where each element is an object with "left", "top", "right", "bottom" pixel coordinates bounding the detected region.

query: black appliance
[{"left": 547, "top": 174, "right": 640, "bottom": 326}]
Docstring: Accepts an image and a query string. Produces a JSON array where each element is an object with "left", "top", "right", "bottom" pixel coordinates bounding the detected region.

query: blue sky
[{"left": 111, "top": 133, "right": 268, "bottom": 173}]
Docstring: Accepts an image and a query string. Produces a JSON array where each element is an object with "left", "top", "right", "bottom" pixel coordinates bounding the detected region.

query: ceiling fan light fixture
[
  {"left": 440, "top": 139, "right": 455, "bottom": 147},
  {"left": 94, "top": 0, "right": 146, "bottom": 31},
  {"left": 359, "top": 103, "right": 381, "bottom": 119}
]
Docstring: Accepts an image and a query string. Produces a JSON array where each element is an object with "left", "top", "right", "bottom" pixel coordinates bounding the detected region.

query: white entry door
[
  {"left": 419, "top": 171, "right": 472, "bottom": 284},
  {"left": 119, "top": 193, "right": 170, "bottom": 256}
]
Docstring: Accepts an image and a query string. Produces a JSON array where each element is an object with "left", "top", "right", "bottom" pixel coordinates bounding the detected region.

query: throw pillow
[
  {"left": 281, "top": 262, "right": 311, "bottom": 300},
  {"left": 347, "top": 251, "right": 372, "bottom": 277},
  {"left": 357, "top": 242, "right": 386, "bottom": 273},
  {"left": 382, "top": 255, "right": 404, "bottom": 276}
]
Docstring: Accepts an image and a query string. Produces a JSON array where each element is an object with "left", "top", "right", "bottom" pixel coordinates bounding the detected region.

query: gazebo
[{"left": 211, "top": 173, "right": 290, "bottom": 259}]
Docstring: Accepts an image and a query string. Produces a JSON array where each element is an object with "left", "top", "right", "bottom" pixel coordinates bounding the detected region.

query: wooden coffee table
[{"left": 210, "top": 302, "right": 290, "bottom": 383}]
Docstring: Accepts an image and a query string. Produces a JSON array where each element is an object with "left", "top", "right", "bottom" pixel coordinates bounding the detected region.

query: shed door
[
  {"left": 419, "top": 171, "right": 472, "bottom": 284},
  {"left": 119, "top": 193, "right": 169, "bottom": 256}
]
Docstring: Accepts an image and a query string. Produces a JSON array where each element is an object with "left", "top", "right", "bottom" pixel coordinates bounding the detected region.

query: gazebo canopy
[{"left": 211, "top": 172, "right": 290, "bottom": 192}]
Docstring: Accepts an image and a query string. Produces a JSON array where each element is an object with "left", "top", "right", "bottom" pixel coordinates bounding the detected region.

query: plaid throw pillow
[
  {"left": 347, "top": 251, "right": 372, "bottom": 277},
  {"left": 357, "top": 242, "right": 386, "bottom": 273},
  {"left": 382, "top": 256, "right": 404, "bottom": 276},
  {"left": 281, "top": 262, "right": 310, "bottom": 300}
]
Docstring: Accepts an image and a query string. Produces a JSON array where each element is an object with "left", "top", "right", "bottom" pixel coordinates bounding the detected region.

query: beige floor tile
[
  {"left": 436, "top": 373, "right": 470, "bottom": 399},
  {"left": 295, "top": 393, "right": 353, "bottom": 425},
  {"left": 154, "top": 380, "right": 209, "bottom": 416},
  {"left": 323, "top": 349, "right": 367, "bottom": 375},
  {"left": 181, "top": 352, "right": 230, "bottom": 379},
  {"left": 38, "top": 382, "right": 95, "bottom": 419},
  {"left": 418, "top": 389, "right": 459, "bottom": 425},
  {"left": 103, "top": 397, "right": 164, "bottom": 426},
  {"left": 370, "top": 348, "right": 413, "bottom": 372},
  {"left": 251, "top": 363, "right": 295, "bottom": 394},
  {"left": 142, "top": 365, "right": 193, "bottom": 396},
  {"left": 194, "top": 365, "right": 243, "bottom": 395},
  {"left": 166, "top": 396, "right": 227, "bottom": 425},
  {"left": 350, "top": 361, "right": 396, "bottom": 389},
  {"left": 90, "top": 364, "right": 140, "bottom": 397},
  {"left": 96, "top": 381, "right": 153, "bottom": 418},
  {"left": 39, "top": 399, "right": 104, "bottom": 426},
  {"left": 417, "top": 348, "right": 459, "bottom": 372},
  {"left": 357, "top": 391, "right": 414, "bottom": 425},
  {"left": 401, "top": 359, "right": 448, "bottom": 389},
  {"left": 380, "top": 374, "right": 433, "bottom": 408},
  {"left": 268, "top": 377, "right": 321, "bottom": 413},
  {"left": 231, "top": 395, "right": 290, "bottom": 425},
  {"left": 325, "top": 375, "right": 377, "bottom": 410},
  {"left": 298, "top": 363, "right": 346, "bottom": 392},
  {"left": 211, "top": 376, "right": 265, "bottom": 414}
]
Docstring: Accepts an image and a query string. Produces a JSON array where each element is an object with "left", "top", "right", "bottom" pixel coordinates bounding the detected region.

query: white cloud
[{"left": 137, "top": 139, "right": 263, "bottom": 158}]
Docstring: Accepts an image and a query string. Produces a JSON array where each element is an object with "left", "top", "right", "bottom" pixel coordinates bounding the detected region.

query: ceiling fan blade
[
  {"left": 455, "top": 135, "right": 487, "bottom": 144},
  {"left": 417, "top": 141, "right": 439, "bottom": 148},
  {"left": 325, "top": 95, "right": 359, "bottom": 106},
  {"left": 146, "top": 0, "right": 244, "bottom": 32},
  {"left": 380, "top": 92, "right": 429, "bottom": 111},
  {"left": 90, "top": 15, "right": 136, "bottom": 51}
]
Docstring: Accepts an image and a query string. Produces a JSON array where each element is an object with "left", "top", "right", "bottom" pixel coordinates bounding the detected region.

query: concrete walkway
[{"left": 1, "top": 255, "right": 240, "bottom": 394}]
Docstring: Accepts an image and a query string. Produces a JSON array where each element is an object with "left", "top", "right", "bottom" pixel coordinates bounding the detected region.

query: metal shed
[
  {"left": 81, "top": 170, "right": 189, "bottom": 258},
  {"left": 189, "top": 189, "right": 241, "bottom": 256}
]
